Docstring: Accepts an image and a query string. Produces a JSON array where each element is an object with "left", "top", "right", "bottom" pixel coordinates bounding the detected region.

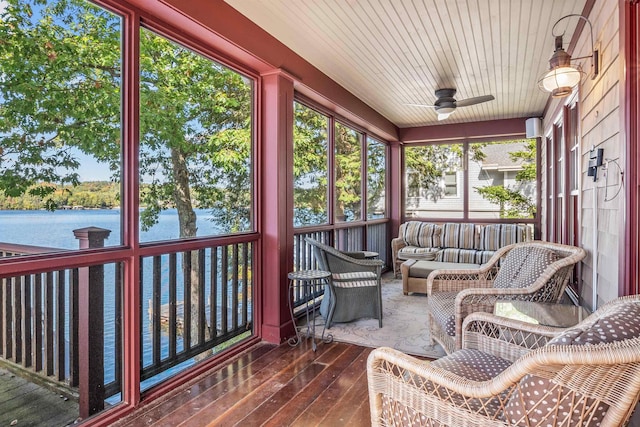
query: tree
[
  {"left": 0, "top": 0, "right": 252, "bottom": 236},
  {"left": 404, "top": 144, "right": 463, "bottom": 202},
  {"left": 1, "top": 0, "right": 252, "bottom": 346},
  {"left": 474, "top": 140, "right": 537, "bottom": 218}
]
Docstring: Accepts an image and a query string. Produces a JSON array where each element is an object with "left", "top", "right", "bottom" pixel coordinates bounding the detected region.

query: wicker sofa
[
  {"left": 391, "top": 221, "right": 532, "bottom": 278},
  {"left": 368, "top": 295, "right": 640, "bottom": 427}
]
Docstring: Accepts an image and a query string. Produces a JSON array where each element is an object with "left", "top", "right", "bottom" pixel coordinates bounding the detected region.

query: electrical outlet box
[{"left": 587, "top": 148, "right": 604, "bottom": 180}]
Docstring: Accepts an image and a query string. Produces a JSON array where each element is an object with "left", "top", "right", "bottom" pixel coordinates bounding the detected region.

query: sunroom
[{"left": 1, "top": 0, "right": 639, "bottom": 425}]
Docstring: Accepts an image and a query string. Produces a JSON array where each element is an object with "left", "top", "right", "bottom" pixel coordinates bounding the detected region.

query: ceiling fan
[{"left": 406, "top": 88, "right": 495, "bottom": 121}]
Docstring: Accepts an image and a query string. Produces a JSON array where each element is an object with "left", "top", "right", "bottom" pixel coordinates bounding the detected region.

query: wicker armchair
[
  {"left": 368, "top": 295, "right": 640, "bottom": 427},
  {"left": 305, "top": 237, "right": 384, "bottom": 328},
  {"left": 428, "top": 241, "right": 586, "bottom": 354}
]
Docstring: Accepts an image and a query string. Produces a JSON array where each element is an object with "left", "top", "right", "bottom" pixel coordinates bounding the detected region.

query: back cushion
[
  {"left": 547, "top": 300, "right": 640, "bottom": 346},
  {"left": 479, "top": 224, "right": 529, "bottom": 251},
  {"left": 400, "top": 221, "right": 441, "bottom": 248},
  {"left": 441, "top": 223, "right": 477, "bottom": 249},
  {"left": 493, "top": 245, "right": 559, "bottom": 289},
  {"left": 504, "top": 301, "right": 640, "bottom": 426}
]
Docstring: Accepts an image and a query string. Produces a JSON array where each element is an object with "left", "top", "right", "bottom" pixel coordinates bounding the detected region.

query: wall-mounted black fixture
[{"left": 588, "top": 147, "right": 604, "bottom": 181}]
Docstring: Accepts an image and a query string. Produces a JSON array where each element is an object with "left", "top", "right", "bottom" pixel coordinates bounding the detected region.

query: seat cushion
[
  {"left": 397, "top": 246, "right": 439, "bottom": 260},
  {"left": 331, "top": 271, "right": 377, "bottom": 288},
  {"left": 431, "top": 348, "right": 512, "bottom": 381},
  {"left": 493, "top": 245, "right": 559, "bottom": 289},
  {"left": 399, "top": 349, "right": 512, "bottom": 422}
]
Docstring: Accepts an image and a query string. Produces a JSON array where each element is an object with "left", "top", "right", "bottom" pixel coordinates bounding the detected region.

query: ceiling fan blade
[
  {"left": 456, "top": 95, "right": 495, "bottom": 107},
  {"left": 404, "top": 103, "right": 437, "bottom": 108},
  {"left": 438, "top": 111, "right": 454, "bottom": 121}
]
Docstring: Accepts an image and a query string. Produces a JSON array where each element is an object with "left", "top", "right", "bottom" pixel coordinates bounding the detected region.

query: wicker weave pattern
[
  {"left": 368, "top": 296, "right": 640, "bottom": 427},
  {"left": 305, "top": 237, "right": 384, "bottom": 328},
  {"left": 428, "top": 241, "right": 586, "bottom": 354}
]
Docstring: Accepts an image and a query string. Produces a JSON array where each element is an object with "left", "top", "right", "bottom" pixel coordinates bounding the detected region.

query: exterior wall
[{"left": 542, "top": 0, "right": 621, "bottom": 308}]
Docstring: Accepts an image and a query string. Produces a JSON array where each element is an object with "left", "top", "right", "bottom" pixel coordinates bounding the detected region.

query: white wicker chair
[
  {"left": 368, "top": 295, "right": 640, "bottom": 427},
  {"left": 428, "top": 241, "right": 586, "bottom": 354}
]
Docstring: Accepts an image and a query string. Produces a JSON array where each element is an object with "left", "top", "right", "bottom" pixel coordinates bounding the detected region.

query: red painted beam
[{"left": 399, "top": 118, "right": 527, "bottom": 143}]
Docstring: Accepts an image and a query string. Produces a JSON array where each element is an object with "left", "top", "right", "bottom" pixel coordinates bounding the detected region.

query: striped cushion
[
  {"left": 332, "top": 271, "right": 377, "bottom": 288},
  {"left": 493, "top": 246, "right": 559, "bottom": 289},
  {"left": 400, "top": 221, "right": 441, "bottom": 248},
  {"left": 441, "top": 223, "right": 478, "bottom": 249},
  {"left": 436, "top": 248, "right": 478, "bottom": 264},
  {"left": 479, "top": 224, "right": 529, "bottom": 251},
  {"left": 475, "top": 250, "right": 495, "bottom": 264},
  {"left": 398, "top": 246, "right": 440, "bottom": 259}
]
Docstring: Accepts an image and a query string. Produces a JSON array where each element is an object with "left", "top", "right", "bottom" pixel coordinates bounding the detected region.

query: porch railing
[
  {"left": 291, "top": 219, "right": 389, "bottom": 310},
  {"left": 0, "top": 230, "right": 255, "bottom": 419}
]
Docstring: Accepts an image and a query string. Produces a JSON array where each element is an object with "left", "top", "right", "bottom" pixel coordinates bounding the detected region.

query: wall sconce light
[{"left": 538, "top": 14, "right": 599, "bottom": 98}]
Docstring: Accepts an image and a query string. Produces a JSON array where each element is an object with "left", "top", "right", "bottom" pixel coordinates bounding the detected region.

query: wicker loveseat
[
  {"left": 428, "top": 241, "right": 586, "bottom": 354},
  {"left": 391, "top": 221, "right": 532, "bottom": 277},
  {"left": 368, "top": 295, "right": 640, "bottom": 426}
]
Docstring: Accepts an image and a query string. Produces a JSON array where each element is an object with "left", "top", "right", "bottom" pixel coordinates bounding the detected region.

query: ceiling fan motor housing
[{"left": 434, "top": 88, "right": 457, "bottom": 113}]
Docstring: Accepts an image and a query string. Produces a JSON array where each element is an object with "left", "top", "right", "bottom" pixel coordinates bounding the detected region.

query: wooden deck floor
[
  {"left": 114, "top": 339, "right": 377, "bottom": 427},
  {"left": 0, "top": 367, "right": 79, "bottom": 427}
]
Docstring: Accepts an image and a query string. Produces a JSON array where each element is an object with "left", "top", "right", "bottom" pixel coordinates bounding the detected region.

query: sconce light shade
[{"left": 540, "top": 66, "right": 583, "bottom": 97}]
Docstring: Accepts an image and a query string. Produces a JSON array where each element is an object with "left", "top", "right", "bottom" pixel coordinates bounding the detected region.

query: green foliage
[
  {"left": 405, "top": 144, "right": 462, "bottom": 202},
  {"left": 367, "top": 138, "right": 386, "bottom": 218},
  {"left": 474, "top": 185, "right": 535, "bottom": 218},
  {"left": 334, "top": 122, "right": 362, "bottom": 221},
  {"left": 474, "top": 139, "right": 537, "bottom": 218},
  {"left": 0, "top": 181, "right": 119, "bottom": 209},
  {"left": 1, "top": 0, "right": 252, "bottom": 237},
  {"left": 293, "top": 102, "right": 329, "bottom": 225}
]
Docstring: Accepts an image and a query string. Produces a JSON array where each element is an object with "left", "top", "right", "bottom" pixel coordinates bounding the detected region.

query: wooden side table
[{"left": 287, "top": 270, "right": 333, "bottom": 351}]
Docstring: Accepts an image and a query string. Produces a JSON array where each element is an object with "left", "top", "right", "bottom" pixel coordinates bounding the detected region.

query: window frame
[{"left": 402, "top": 138, "right": 539, "bottom": 225}]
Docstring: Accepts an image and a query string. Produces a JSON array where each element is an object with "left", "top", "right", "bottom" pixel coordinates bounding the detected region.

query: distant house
[{"left": 406, "top": 141, "right": 535, "bottom": 219}]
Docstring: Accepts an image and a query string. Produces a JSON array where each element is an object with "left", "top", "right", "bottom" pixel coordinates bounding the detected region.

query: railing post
[{"left": 74, "top": 227, "right": 111, "bottom": 419}]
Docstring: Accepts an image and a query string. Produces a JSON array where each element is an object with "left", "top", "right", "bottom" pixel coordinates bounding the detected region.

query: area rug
[{"left": 313, "top": 276, "right": 446, "bottom": 359}]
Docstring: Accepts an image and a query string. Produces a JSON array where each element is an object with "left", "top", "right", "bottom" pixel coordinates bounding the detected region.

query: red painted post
[
  {"left": 260, "top": 69, "right": 295, "bottom": 343},
  {"left": 74, "top": 227, "right": 111, "bottom": 419}
]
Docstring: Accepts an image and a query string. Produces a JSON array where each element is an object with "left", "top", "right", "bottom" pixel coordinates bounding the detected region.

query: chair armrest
[
  {"left": 367, "top": 346, "right": 526, "bottom": 424},
  {"left": 326, "top": 250, "right": 384, "bottom": 275},
  {"left": 390, "top": 237, "right": 406, "bottom": 263},
  {"left": 460, "top": 312, "right": 560, "bottom": 361},
  {"left": 341, "top": 251, "right": 366, "bottom": 259},
  {"left": 427, "top": 244, "right": 515, "bottom": 294},
  {"left": 426, "top": 267, "right": 495, "bottom": 295}
]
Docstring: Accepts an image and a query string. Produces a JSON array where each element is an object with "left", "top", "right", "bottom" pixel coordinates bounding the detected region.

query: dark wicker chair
[{"left": 305, "top": 237, "right": 383, "bottom": 328}]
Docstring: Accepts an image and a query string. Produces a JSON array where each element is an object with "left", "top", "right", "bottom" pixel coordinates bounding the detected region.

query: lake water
[
  {"left": 0, "top": 208, "right": 224, "bottom": 248},
  {"left": 0, "top": 208, "right": 243, "bottom": 393}
]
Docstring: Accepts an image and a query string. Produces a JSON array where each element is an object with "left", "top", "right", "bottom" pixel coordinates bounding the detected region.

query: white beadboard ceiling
[{"left": 224, "top": 0, "right": 588, "bottom": 128}]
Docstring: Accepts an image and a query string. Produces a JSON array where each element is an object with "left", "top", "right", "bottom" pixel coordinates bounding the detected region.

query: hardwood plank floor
[{"left": 113, "top": 339, "right": 374, "bottom": 427}]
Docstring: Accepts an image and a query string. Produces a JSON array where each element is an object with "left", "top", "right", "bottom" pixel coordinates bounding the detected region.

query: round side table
[{"left": 288, "top": 270, "right": 333, "bottom": 351}]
